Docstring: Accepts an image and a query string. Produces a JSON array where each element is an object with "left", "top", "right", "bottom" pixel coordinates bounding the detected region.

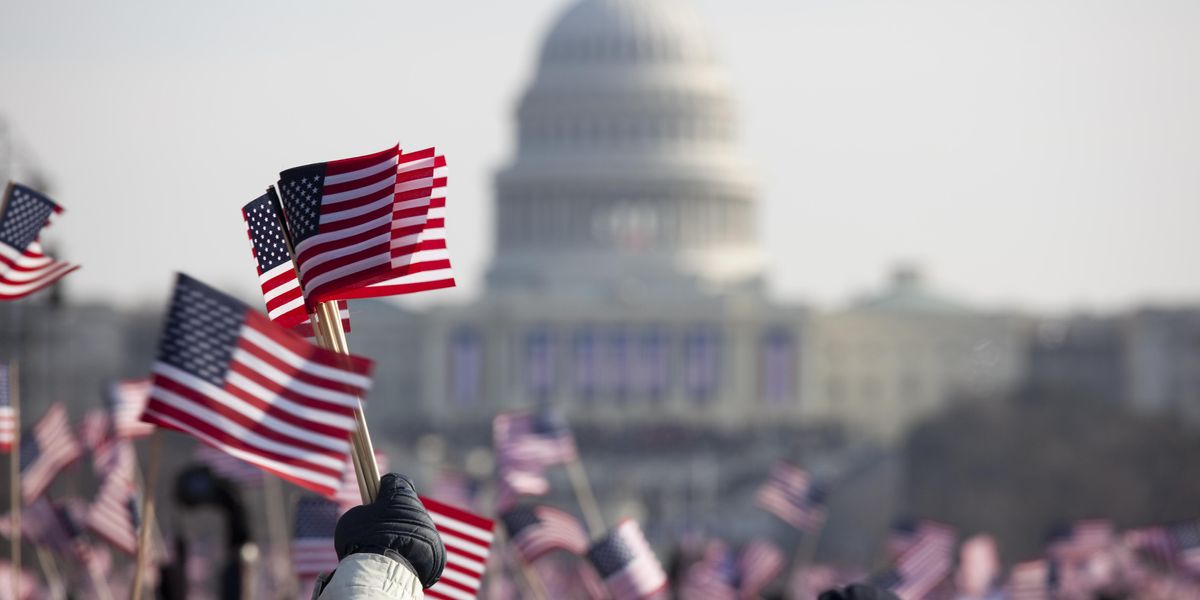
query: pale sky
[{"left": 2, "top": 0, "right": 1198, "bottom": 312}]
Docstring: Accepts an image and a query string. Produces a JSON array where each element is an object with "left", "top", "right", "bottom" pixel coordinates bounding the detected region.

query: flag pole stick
[
  {"left": 565, "top": 459, "right": 605, "bottom": 538},
  {"left": 313, "top": 300, "right": 380, "bottom": 502},
  {"left": 131, "top": 431, "right": 162, "bottom": 600},
  {"left": 265, "top": 187, "right": 376, "bottom": 503},
  {"left": 492, "top": 526, "right": 548, "bottom": 600},
  {"left": 9, "top": 361, "right": 21, "bottom": 600},
  {"left": 261, "top": 475, "right": 296, "bottom": 600},
  {"left": 34, "top": 545, "right": 64, "bottom": 600}
]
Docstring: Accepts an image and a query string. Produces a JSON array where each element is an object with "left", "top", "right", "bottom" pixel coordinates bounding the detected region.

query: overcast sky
[{"left": 2, "top": 0, "right": 1197, "bottom": 312}]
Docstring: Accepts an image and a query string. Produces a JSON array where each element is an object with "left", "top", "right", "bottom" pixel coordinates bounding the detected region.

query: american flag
[
  {"left": 86, "top": 441, "right": 140, "bottom": 555},
  {"left": 493, "top": 408, "right": 577, "bottom": 469},
  {"left": 276, "top": 146, "right": 453, "bottom": 304},
  {"left": 754, "top": 461, "right": 826, "bottom": 531},
  {"left": 77, "top": 408, "right": 110, "bottom": 452},
  {"left": 292, "top": 495, "right": 340, "bottom": 579},
  {"left": 421, "top": 496, "right": 495, "bottom": 600},
  {"left": 1048, "top": 519, "right": 1114, "bottom": 562},
  {"left": 20, "top": 403, "right": 82, "bottom": 503},
  {"left": 1007, "top": 559, "right": 1051, "bottom": 600},
  {"left": 241, "top": 193, "right": 349, "bottom": 337},
  {"left": 501, "top": 504, "right": 589, "bottom": 562},
  {"left": 139, "top": 274, "right": 374, "bottom": 497},
  {"left": 586, "top": 520, "right": 668, "bottom": 600},
  {"left": 109, "top": 378, "right": 155, "bottom": 439},
  {"left": 495, "top": 464, "right": 550, "bottom": 513},
  {"left": 879, "top": 521, "right": 956, "bottom": 600},
  {"left": 679, "top": 541, "right": 738, "bottom": 600},
  {"left": 58, "top": 499, "right": 112, "bottom": 579},
  {"left": 0, "top": 363, "right": 14, "bottom": 453},
  {"left": 736, "top": 538, "right": 786, "bottom": 599},
  {"left": 1123, "top": 525, "right": 1173, "bottom": 566},
  {"left": 0, "top": 183, "right": 78, "bottom": 300}
]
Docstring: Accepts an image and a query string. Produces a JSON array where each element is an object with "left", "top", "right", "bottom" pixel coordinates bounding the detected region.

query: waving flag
[
  {"left": 110, "top": 378, "right": 154, "bottom": 438},
  {"left": 755, "top": 461, "right": 826, "bottom": 531},
  {"left": 422, "top": 496, "right": 494, "bottom": 600},
  {"left": 1007, "top": 559, "right": 1051, "bottom": 600},
  {"left": 77, "top": 409, "right": 110, "bottom": 452},
  {"left": 276, "top": 146, "right": 453, "bottom": 304},
  {"left": 20, "top": 403, "right": 82, "bottom": 502},
  {"left": 878, "top": 521, "right": 957, "bottom": 600},
  {"left": 292, "top": 495, "right": 340, "bottom": 578},
  {"left": 241, "top": 193, "right": 349, "bottom": 336},
  {"left": 737, "top": 538, "right": 785, "bottom": 599},
  {"left": 679, "top": 541, "right": 737, "bottom": 600},
  {"left": 139, "top": 274, "right": 374, "bottom": 496},
  {"left": 192, "top": 444, "right": 264, "bottom": 486},
  {"left": 0, "top": 363, "right": 14, "bottom": 453},
  {"left": 493, "top": 408, "right": 577, "bottom": 468},
  {"left": 502, "top": 504, "right": 589, "bottom": 562},
  {"left": 587, "top": 520, "right": 668, "bottom": 600},
  {"left": 87, "top": 441, "right": 140, "bottom": 555},
  {"left": 0, "top": 183, "right": 78, "bottom": 300}
]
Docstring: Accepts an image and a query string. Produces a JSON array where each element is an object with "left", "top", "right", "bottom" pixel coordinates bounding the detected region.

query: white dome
[
  {"left": 538, "top": 0, "right": 717, "bottom": 67},
  {"left": 489, "top": 0, "right": 764, "bottom": 300}
]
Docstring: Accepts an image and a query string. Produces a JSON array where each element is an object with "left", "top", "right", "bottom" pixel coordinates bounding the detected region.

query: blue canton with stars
[
  {"left": 156, "top": 274, "right": 247, "bottom": 388},
  {"left": 243, "top": 194, "right": 293, "bottom": 274},
  {"left": 587, "top": 529, "right": 638, "bottom": 577},
  {"left": 19, "top": 434, "right": 41, "bottom": 472},
  {"left": 294, "top": 495, "right": 338, "bottom": 539},
  {"left": 277, "top": 163, "right": 327, "bottom": 245},
  {"left": 501, "top": 506, "right": 540, "bottom": 537},
  {"left": 0, "top": 183, "right": 59, "bottom": 252}
]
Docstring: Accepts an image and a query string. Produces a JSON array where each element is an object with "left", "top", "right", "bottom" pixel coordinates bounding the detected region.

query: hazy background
[{"left": 3, "top": 0, "right": 1197, "bottom": 311}]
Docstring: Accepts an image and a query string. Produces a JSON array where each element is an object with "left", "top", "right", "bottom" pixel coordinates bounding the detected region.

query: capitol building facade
[{"left": 356, "top": 0, "right": 1027, "bottom": 443}]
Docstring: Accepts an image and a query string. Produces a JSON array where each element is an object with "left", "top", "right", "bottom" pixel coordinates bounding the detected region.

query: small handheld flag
[
  {"left": 139, "top": 273, "right": 374, "bottom": 496},
  {"left": 0, "top": 183, "right": 78, "bottom": 300}
]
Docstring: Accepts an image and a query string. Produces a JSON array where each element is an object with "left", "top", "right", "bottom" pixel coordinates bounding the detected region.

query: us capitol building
[{"left": 355, "top": 0, "right": 1026, "bottom": 443}]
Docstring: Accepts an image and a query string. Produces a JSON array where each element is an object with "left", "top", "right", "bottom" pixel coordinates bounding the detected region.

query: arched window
[
  {"left": 684, "top": 326, "right": 721, "bottom": 402},
  {"left": 760, "top": 328, "right": 796, "bottom": 406},
  {"left": 449, "top": 328, "right": 482, "bottom": 408}
]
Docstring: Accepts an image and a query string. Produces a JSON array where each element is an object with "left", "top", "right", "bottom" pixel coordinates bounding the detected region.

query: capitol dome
[{"left": 488, "top": 0, "right": 765, "bottom": 299}]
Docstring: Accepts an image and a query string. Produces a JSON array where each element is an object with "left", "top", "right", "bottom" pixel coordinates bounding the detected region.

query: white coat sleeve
[{"left": 314, "top": 553, "right": 424, "bottom": 600}]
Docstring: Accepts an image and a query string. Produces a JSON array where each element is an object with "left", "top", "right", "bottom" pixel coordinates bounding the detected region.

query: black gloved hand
[
  {"left": 818, "top": 584, "right": 902, "bottom": 600},
  {"left": 334, "top": 473, "right": 446, "bottom": 589}
]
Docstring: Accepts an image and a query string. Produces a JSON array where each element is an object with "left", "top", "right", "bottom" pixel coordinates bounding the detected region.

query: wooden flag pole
[
  {"left": 264, "top": 187, "right": 377, "bottom": 503},
  {"left": 313, "top": 300, "right": 380, "bottom": 502},
  {"left": 33, "top": 546, "right": 64, "bottom": 600},
  {"left": 131, "top": 431, "right": 162, "bottom": 600},
  {"left": 565, "top": 459, "right": 605, "bottom": 538},
  {"left": 9, "top": 361, "right": 21, "bottom": 600}
]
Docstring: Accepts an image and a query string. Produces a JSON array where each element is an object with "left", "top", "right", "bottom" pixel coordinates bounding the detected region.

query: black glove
[
  {"left": 819, "top": 584, "right": 902, "bottom": 600},
  {"left": 334, "top": 473, "right": 446, "bottom": 589}
]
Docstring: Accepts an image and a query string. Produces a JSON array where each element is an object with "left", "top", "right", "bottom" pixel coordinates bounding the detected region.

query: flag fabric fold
[
  {"left": 242, "top": 193, "right": 349, "bottom": 337},
  {"left": 275, "top": 145, "right": 454, "bottom": 304},
  {"left": 110, "top": 378, "right": 155, "bottom": 439},
  {"left": 755, "top": 460, "right": 826, "bottom": 532},
  {"left": 586, "top": 519, "right": 668, "bottom": 600},
  {"left": 0, "top": 183, "right": 78, "bottom": 300},
  {"left": 501, "top": 504, "right": 589, "bottom": 562},
  {"left": 20, "top": 402, "right": 82, "bottom": 503},
  {"left": 421, "top": 496, "right": 495, "bottom": 600},
  {"left": 139, "top": 273, "right": 374, "bottom": 496},
  {"left": 292, "top": 495, "right": 340, "bottom": 579},
  {"left": 87, "top": 441, "right": 141, "bottom": 555}
]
